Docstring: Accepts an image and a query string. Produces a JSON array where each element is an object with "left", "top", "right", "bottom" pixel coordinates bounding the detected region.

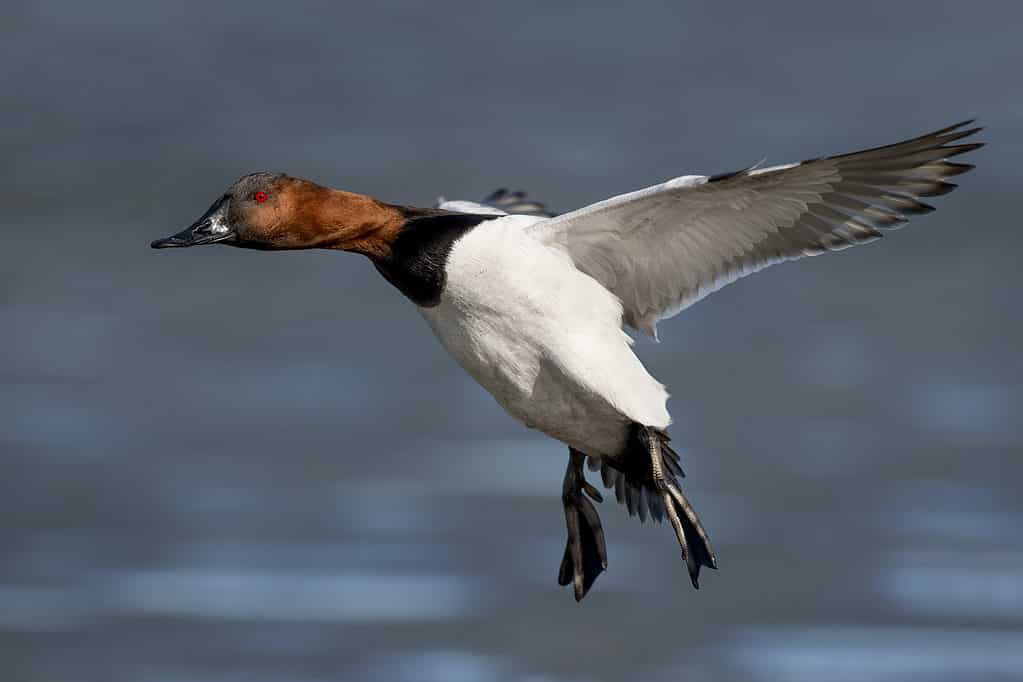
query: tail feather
[
  {"left": 593, "top": 428, "right": 715, "bottom": 586},
  {"left": 594, "top": 431, "right": 685, "bottom": 524}
]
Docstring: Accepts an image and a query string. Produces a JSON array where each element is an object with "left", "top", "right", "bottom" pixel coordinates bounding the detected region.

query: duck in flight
[{"left": 152, "top": 121, "right": 983, "bottom": 601}]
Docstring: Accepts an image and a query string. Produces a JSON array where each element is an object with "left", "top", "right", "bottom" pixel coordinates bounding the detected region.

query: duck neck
[
  {"left": 310, "top": 188, "right": 408, "bottom": 259},
  {"left": 371, "top": 209, "right": 501, "bottom": 307}
]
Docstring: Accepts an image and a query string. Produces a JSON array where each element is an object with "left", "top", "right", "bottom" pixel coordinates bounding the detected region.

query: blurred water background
[{"left": 2, "top": 1, "right": 1021, "bottom": 680}]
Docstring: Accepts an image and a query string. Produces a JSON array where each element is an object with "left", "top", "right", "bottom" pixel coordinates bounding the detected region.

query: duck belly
[{"left": 418, "top": 217, "right": 670, "bottom": 457}]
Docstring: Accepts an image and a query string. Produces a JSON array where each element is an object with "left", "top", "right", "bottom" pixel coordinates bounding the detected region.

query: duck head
[{"left": 151, "top": 173, "right": 407, "bottom": 258}]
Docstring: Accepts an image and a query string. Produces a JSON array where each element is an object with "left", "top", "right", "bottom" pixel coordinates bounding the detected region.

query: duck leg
[
  {"left": 557, "top": 448, "right": 607, "bottom": 601},
  {"left": 640, "top": 426, "right": 717, "bottom": 588}
]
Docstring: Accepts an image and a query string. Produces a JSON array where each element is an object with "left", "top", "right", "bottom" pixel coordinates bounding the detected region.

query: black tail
[{"left": 594, "top": 426, "right": 716, "bottom": 587}]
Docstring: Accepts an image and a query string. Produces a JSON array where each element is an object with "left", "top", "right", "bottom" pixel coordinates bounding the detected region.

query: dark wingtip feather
[
  {"left": 826, "top": 119, "right": 985, "bottom": 165},
  {"left": 917, "top": 118, "right": 981, "bottom": 142},
  {"left": 944, "top": 142, "right": 986, "bottom": 157},
  {"left": 918, "top": 181, "right": 958, "bottom": 197},
  {"left": 906, "top": 201, "right": 936, "bottom": 215},
  {"left": 936, "top": 161, "right": 976, "bottom": 176},
  {"left": 935, "top": 126, "right": 984, "bottom": 145},
  {"left": 932, "top": 118, "right": 977, "bottom": 135}
]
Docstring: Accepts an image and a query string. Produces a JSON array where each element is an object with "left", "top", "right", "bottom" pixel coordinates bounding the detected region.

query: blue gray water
[{"left": 2, "top": 1, "right": 1022, "bottom": 680}]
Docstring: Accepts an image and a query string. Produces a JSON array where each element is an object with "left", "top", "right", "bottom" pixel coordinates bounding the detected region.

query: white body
[
  {"left": 426, "top": 122, "right": 978, "bottom": 456},
  {"left": 419, "top": 215, "right": 670, "bottom": 458}
]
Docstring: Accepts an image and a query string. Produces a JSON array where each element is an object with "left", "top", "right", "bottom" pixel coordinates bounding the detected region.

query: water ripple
[
  {"left": 103, "top": 569, "right": 485, "bottom": 623},
  {"left": 731, "top": 625, "right": 1023, "bottom": 681}
]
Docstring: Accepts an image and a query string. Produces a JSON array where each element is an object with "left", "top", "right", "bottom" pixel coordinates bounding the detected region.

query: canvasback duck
[{"left": 153, "top": 121, "right": 983, "bottom": 600}]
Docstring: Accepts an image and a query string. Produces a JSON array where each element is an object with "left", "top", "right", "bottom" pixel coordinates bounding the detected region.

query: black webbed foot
[
  {"left": 639, "top": 427, "right": 716, "bottom": 588},
  {"left": 557, "top": 448, "right": 607, "bottom": 601}
]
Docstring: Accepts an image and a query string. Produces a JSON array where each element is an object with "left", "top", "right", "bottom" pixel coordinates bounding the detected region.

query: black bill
[{"left": 151, "top": 194, "right": 234, "bottom": 249}]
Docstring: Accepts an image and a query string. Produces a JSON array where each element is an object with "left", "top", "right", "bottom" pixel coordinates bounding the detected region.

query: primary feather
[{"left": 525, "top": 120, "right": 983, "bottom": 338}]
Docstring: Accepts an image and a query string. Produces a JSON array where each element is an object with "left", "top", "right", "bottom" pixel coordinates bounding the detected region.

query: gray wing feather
[{"left": 528, "top": 120, "right": 984, "bottom": 338}]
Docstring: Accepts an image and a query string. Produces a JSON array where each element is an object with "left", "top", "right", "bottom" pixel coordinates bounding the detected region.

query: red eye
[{"left": 254, "top": 191, "right": 268, "bottom": 204}]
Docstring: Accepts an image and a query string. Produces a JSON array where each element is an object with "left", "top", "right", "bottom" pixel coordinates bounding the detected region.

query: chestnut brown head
[{"left": 151, "top": 173, "right": 405, "bottom": 256}]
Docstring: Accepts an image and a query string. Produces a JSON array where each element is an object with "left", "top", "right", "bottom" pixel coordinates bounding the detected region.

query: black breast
[{"left": 372, "top": 210, "right": 500, "bottom": 307}]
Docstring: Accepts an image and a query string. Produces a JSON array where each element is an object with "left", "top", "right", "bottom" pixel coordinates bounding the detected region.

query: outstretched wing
[
  {"left": 436, "top": 188, "right": 556, "bottom": 217},
  {"left": 527, "top": 121, "right": 984, "bottom": 338}
]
